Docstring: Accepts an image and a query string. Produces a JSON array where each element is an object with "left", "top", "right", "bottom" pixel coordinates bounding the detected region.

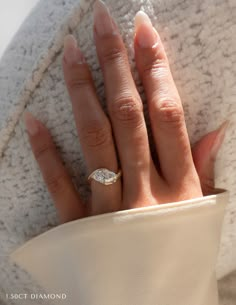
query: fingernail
[
  {"left": 23, "top": 111, "right": 39, "bottom": 136},
  {"left": 134, "top": 11, "right": 158, "bottom": 48},
  {"left": 93, "top": 0, "right": 117, "bottom": 36},
  {"left": 63, "top": 34, "right": 86, "bottom": 65},
  {"left": 210, "top": 120, "right": 230, "bottom": 158}
]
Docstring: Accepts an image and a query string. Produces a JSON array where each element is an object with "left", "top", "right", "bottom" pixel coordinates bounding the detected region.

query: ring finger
[{"left": 62, "top": 35, "right": 122, "bottom": 215}]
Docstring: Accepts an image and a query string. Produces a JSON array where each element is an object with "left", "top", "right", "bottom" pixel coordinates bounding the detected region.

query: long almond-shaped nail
[
  {"left": 134, "top": 11, "right": 158, "bottom": 48},
  {"left": 63, "top": 34, "right": 85, "bottom": 65},
  {"left": 23, "top": 111, "right": 39, "bottom": 136},
  {"left": 210, "top": 120, "right": 230, "bottom": 158},
  {"left": 93, "top": 0, "right": 117, "bottom": 36}
]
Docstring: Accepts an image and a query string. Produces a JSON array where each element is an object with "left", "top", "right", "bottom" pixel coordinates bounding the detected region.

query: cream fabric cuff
[{"left": 9, "top": 189, "right": 229, "bottom": 305}]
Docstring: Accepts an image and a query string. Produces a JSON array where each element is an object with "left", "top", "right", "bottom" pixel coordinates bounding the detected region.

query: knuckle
[
  {"left": 109, "top": 96, "right": 143, "bottom": 125},
  {"left": 80, "top": 120, "right": 112, "bottom": 149},
  {"left": 45, "top": 172, "right": 68, "bottom": 196},
  {"left": 102, "top": 47, "right": 124, "bottom": 64},
  {"left": 34, "top": 143, "right": 53, "bottom": 163},
  {"left": 142, "top": 58, "right": 169, "bottom": 80},
  {"left": 152, "top": 98, "right": 184, "bottom": 126},
  {"left": 67, "top": 76, "right": 91, "bottom": 91}
]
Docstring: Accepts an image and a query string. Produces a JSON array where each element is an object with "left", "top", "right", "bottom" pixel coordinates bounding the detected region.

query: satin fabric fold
[{"left": 10, "top": 189, "right": 229, "bottom": 305}]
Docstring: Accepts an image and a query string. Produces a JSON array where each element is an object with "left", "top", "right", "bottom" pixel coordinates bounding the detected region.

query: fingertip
[
  {"left": 63, "top": 34, "right": 77, "bottom": 51},
  {"left": 23, "top": 111, "right": 40, "bottom": 137},
  {"left": 210, "top": 120, "right": 230, "bottom": 159},
  {"left": 63, "top": 35, "right": 86, "bottom": 66},
  {"left": 134, "top": 11, "right": 158, "bottom": 49},
  {"left": 134, "top": 11, "right": 152, "bottom": 32}
]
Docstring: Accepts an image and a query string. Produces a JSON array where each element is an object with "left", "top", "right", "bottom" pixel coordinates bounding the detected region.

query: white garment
[
  {"left": 10, "top": 188, "right": 229, "bottom": 305},
  {"left": 0, "top": 0, "right": 235, "bottom": 304}
]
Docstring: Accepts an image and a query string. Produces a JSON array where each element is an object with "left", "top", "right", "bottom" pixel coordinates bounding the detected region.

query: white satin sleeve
[{"left": 9, "top": 188, "right": 229, "bottom": 305}]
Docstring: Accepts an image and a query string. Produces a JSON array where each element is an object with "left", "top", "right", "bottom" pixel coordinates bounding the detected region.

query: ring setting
[{"left": 87, "top": 168, "right": 122, "bottom": 185}]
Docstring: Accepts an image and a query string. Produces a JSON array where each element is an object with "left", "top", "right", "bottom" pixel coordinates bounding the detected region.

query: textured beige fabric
[
  {"left": 10, "top": 189, "right": 229, "bottom": 305},
  {"left": 218, "top": 270, "right": 236, "bottom": 305},
  {"left": 0, "top": 0, "right": 235, "bottom": 304}
]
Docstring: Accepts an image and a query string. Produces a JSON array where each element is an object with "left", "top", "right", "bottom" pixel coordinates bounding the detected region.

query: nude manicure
[
  {"left": 23, "top": 112, "right": 39, "bottom": 136},
  {"left": 210, "top": 120, "right": 230, "bottom": 158},
  {"left": 63, "top": 34, "right": 86, "bottom": 65},
  {"left": 134, "top": 11, "right": 158, "bottom": 48},
  {"left": 93, "top": 0, "right": 117, "bottom": 36}
]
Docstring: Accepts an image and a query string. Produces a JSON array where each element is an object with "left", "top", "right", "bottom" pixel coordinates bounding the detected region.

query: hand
[{"left": 23, "top": 0, "right": 229, "bottom": 224}]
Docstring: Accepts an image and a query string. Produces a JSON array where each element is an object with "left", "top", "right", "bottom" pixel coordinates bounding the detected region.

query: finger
[
  {"left": 23, "top": 111, "right": 86, "bottom": 223},
  {"left": 192, "top": 120, "right": 230, "bottom": 195},
  {"left": 93, "top": 0, "right": 160, "bottom": 202},
  {"left": 134, "top": 11, "right": 195, "bottom": 185},
  {"left": 62, "top": 34, "right": 122, "bottom": 215}
]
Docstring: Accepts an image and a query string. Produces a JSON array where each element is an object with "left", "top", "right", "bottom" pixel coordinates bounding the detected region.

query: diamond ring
[{"left": 87, "top": 168, "right": 122, "bottom": 185}]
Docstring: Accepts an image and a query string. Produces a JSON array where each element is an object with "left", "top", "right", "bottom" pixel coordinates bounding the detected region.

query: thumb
[{"left": 191, "top": 120, "right": 230, "bottom": 196}]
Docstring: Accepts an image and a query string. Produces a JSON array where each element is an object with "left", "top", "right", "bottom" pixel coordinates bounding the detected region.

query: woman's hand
[{"left": 23, "top": 0, "right": 229, "bottom": 224}]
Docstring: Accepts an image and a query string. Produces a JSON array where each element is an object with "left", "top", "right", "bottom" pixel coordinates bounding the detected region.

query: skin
[{"left": 24, "top": 1, "right": 228, "bottom": 224}]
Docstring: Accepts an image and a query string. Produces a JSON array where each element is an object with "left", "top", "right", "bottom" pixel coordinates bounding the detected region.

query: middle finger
[{"left": 93, "top": 0, "right": 160, "bottom": 197}]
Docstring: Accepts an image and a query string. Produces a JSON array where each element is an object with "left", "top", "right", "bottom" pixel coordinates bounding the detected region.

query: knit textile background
[{"left": 0, "top": 0, "right": 235, "bottom": 304}]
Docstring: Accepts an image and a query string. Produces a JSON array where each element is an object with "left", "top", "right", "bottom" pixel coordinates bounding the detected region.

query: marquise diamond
[{"left": 92, "top": 168, "right": 118, "bottom": 185}]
